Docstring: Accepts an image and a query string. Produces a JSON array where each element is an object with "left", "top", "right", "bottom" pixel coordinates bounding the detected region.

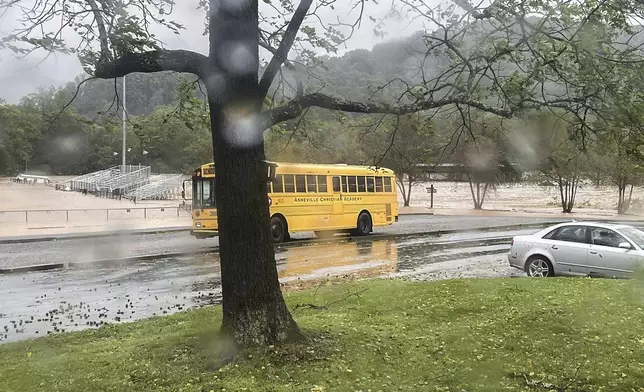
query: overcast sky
[{"left": 0, "top": 0, "right": 431, "bottom": 103}]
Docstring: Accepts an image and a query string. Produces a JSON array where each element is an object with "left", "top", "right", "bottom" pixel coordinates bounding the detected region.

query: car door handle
[{"left": 590, "top": 251, "right": 597, "bottom": 254}]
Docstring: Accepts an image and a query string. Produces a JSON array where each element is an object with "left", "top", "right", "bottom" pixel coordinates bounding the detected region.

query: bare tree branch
[
  {"left": 259, "top": 41, "right": 295, "bottom": 70},
  {"left": 94, "top": 49, "right": 208, "bottom": 79},
  {"left": 261, "top": 92, "right": 513, "bottom": 130},
  {"left": 258, "top": 0, "right": 314, "bottom": 97},
  {"left": 85, "top": 0, "right": 111, "bottom": 63}
]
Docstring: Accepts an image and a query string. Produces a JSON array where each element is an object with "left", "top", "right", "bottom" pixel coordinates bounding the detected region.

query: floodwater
[{"left": 0, "top": 230, "right": 528, "bottom": 343}]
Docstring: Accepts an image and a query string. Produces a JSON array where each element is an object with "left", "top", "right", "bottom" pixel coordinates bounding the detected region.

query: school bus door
[{"left": 332, "top": 176, "right": 343, "bottom": 218}]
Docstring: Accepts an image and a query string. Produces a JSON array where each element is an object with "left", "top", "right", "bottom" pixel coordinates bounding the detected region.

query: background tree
[
  {"left": 596, "top": 75, "right": 644, "bottom": 214},
  {"left": 535, "top": 114, "right": 588, "bottom": 213},
  {"left": 446, "top": 112, "right": 520, "bottom": 210},
  {"left": 359, "top": 113, "right": 438, "bottom": 207},
  {"left": 611, "top": 147, "right": 643, "bottom": 215},
  {"left": 0, "top": 104, "right": 43, "bottom": 173}
]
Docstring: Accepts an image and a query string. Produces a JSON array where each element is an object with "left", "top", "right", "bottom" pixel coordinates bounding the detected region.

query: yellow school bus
[{"left": 189, "top": 162, "right": 399, "bottom": 242}]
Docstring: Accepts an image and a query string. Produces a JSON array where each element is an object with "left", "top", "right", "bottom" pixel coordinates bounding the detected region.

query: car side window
[
  {"left": 590, "top": 227, "right": 628, "bottom": 248},
  {"left": 542, "top": 228, "right": 559, "bottom": 240},
  {"left": 550, "top": 226, "right": 588, "bottom": 244}
]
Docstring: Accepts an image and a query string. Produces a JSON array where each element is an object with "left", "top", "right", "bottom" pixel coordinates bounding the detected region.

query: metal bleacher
[
  {"left": 66, "top": 167, "right": 118, "bottom": 192},
  {"left": 101, "top": 166, "right": 151, "bottom": 193},
  {"left": 59, "top": 165, "right": 187, "bottom": 201},
  {"left": 125, "top": 174, "right": 187, "bottom": 200}
]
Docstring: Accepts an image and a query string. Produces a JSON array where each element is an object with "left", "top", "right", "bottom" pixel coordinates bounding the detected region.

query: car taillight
[
  {"left": 511, "top": 239, "right": 514, "bottom": 246},
  {"left": 268, "top": 196, "right": 272, "bottom": 206}
]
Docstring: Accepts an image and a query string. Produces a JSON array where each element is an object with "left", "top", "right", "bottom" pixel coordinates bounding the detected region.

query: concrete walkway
[{"left": 0, "top": 217, "right": 191, "bottom": 239}]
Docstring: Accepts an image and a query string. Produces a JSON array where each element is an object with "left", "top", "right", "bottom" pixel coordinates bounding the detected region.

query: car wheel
[
  {"left": 525, "top": 256, "right": 554, "bottom": 277},
  {"left": 270, "top": 216, "right": 289, "bottom": 243}
]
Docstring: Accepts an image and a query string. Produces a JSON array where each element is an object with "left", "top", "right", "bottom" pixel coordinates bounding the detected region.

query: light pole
[{"left": 121, "top": 75, "right": 127, "bottom": 168}]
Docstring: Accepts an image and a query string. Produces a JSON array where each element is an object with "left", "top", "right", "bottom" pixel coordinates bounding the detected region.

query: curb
[
  {"left": 0, "top": 226, "right": 191, "bottom": 245},
  {"left": 398, "top": 211, "right": 435, "bottom": 216},
  {"left": 0, "top": 263, "right": 65, "bottom": 274},
  {"left": 0, "top": 220, "right": 561, "bottom": 275},
  {"left": 0, "top": 212, "right": 434, "bottom": 244}
]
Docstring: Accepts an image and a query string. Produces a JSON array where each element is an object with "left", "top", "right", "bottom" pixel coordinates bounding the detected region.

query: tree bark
[
  {"left": 558, "top": 176, "right": 566, "bottom": 212},
  {"left": 557, "top": 173, "right": 579, "bottom": 213},
  {"left": 467, "top": 175, "right": 486, "bottom": 210},
  {"left": 479, "top": 182, "right": 489, "bottom": 209},
  {"left": 207, "top": 0, "right": 302, "bottom": 347},
  {"left": 618, "top": 182, "right": 626, "bottom": 214},
  {"left": 617, "top": 180, "right": 632, "bottom": 215},
  {"left": 396, "top": 175, "right": 409, "bottom": 207},
  {"left": 406, "top": 176, "right": 413, "bottom": 207}
]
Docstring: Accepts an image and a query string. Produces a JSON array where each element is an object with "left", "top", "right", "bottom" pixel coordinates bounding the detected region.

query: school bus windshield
[{"left": 192, "top": 177, "right": 216, "bottom": 209}]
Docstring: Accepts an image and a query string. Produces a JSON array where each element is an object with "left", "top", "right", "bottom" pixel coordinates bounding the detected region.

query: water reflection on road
[{"left": 0, "top": 231, "right": 520, "bottom": 343}]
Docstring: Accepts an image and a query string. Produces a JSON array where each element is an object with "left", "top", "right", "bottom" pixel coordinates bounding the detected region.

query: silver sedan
[{"left": 508, "top": 222, "right": 644, "bottom": 278}]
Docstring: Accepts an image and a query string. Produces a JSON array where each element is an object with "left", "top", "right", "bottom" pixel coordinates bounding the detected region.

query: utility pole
[{"left": 121, "top": 75, "right": 127, "bottom": 168}]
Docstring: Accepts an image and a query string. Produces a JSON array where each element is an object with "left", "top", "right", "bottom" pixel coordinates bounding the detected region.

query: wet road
[
  {"left": 0, "top": 215, "right": 567, "bottom": 269},
  {"left": 0, "top": 228, "right": 531, "bottom": 343},
  {"left": 4, "top": 217, "right": 643, "bottom": 343}
]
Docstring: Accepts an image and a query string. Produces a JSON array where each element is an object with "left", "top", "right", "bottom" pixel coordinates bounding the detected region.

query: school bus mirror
[{"left": 264, "top": 160, "right": 278, "bottom": 181}]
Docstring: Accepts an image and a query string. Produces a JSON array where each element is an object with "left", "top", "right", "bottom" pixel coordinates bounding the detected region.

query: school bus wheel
[
  {"left": 270, "top": 215, "right": 290, "bottom": 243},
  {"left": 353, "top": 211, "right": 372, "bottom": 236}
]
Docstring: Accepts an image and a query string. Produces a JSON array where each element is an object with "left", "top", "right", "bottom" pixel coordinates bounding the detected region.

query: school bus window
[
  {"left": 348, "top": 176, "right": 357, "bottom": 192},
  {"left": 306, "top": 175, "right": 317, "bottom": 193},
  {"left": 333, "top": 176, "right": 341, "bottom": 192},
  {"left": 375, "top": 177, "right": 383, "bottom": 192},
  {"left": 342, "top": 176, "right": 349, "bottom": 192},
  {"left": 295, "top": 175, "right": 306, "bottom": 192},
  {"left": 318, "top": 175, "right": 328, "bottom": 193},
  {"left": 384, "top": 177, "right": 393, "bottom": 192},
  {"left": 284, "top": 175, "right": 295, "bottom": 193},
  {"left": 273, "top": 174, "right": 284, "bottom": 193},
  {"left": 357, "top": 176, "right": 366, "bottom": 192},
  {"left": 367, "top": 177, "right": 375, "bottom": 192}
]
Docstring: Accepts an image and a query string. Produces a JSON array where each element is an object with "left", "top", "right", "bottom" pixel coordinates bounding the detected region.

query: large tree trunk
[{"left": 208, "top": 0, "right": 302, "bottom": 347}]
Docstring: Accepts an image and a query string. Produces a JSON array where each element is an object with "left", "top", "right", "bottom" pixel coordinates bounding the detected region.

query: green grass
[{"left": 3, "top": 277, "right": 644, "bottom": 391}]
